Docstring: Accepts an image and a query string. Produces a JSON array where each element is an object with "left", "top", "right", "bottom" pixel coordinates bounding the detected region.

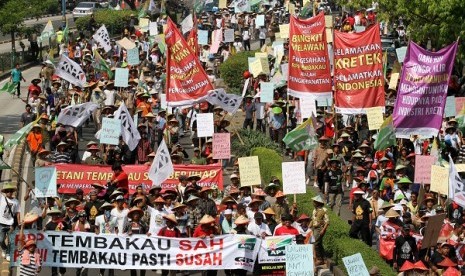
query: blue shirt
[{"left": 11, "top": 68, "right": 22, "bottom": 83}]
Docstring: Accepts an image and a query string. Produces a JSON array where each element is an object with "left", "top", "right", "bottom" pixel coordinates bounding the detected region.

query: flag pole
[{"left": 0, "top": 160, "right": 34, "bottom": 192}]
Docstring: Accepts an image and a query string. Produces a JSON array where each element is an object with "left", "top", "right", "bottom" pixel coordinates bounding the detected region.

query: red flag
[
  {"left": 333, "top": 25, "right": 385, "bottom": 114},
  {"left": 187, "top": 27, "right": 199, "bottom": 56},
  {"left": 165, "top": 17, "right": 213, "bottom": 106},
  {"left": 288, "top": 12, "right": 332, "bottom": 100}
]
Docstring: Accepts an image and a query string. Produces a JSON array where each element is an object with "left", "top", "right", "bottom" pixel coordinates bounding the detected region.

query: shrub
[
  {"left": 231, "top": 129, "right": 281, "bottom": 157},
  {"left": 250, "top": 147, "right": 283, "bottom": 185},
  {"left": 219, "top": 51, "right": 255, "bottom": 94},
  {"left": 75, "top": 9, "right": 133, "bottom": 35},
  {"left": 295, "top": 191, "right": 396, "bottom": 276}
]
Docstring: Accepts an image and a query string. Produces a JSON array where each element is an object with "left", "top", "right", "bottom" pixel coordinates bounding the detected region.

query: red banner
[
  {"left": 288, "top": 12, "right": 332, "bottom": 100},
  {"left": 333, "top": 25, "right": 385, "bottom": 114},
  {"left": 165, "top": 17, "right": 213, "bottom": 107},
  {"left": 55, "top": 164, "right": 223, "bottom": 194},
  {"left": 187, "top": 27, "right": 199, "bottom": 56}
]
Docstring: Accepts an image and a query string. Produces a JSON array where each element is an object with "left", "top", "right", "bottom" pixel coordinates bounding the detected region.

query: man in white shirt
[
  {"left": 0, "top": 183, "right": 20, "bottom": 259},
  {"left": 247, "top": 212, "right": 271, "bottom": 238},
  {"left": 95, "top": 202, "right": 118, "bottom": 234},
  {"left": 147, "top": 196, "right": 168, "bottom": 236},
  {"left": 110, "top": 196, "right": 128, "bottom": 234}
]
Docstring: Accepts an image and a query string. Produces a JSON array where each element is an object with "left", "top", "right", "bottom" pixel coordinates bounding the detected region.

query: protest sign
[
  {"left": 213, "top": 133, "right": 230, "bottom": 159},
  {"left": 334, "top": 25, "right": 384, "bottom": 114},
  {"left": 326, "top": 29, "right": 333, "bottom": 43},
  {"left": 430, "top": 165, "right": 449, "bottom": 195},
  {"left": 288, "top": 13, "right": 331, "bottom": 100},
  {"left": 100, "top": 118, "right": 121, "bottom": 145},
  {"left": 282, "top": 162, "right": 306, "bottom": 194},
  {"left": 366, "top": 106, "right": 384, "bottom": 130},
  {"left": 255, "top": 52, "right": 267, "bottom": 58},
  {"left": 279, "top": 24, "right": 289, "bottom": 39},
  {"left": 396, "top": 46, "right": 408, "bottom": 63},
  {"left": 117, "top": 37, "right": 136, "bottom": 50},
  {"left": 160, "top": 93, "right": 167, "bottom": 109},
  {"left": 149, "top": 21, "right": 158, "bottom": 36},
  {"left": 224, "top": 29, "right": 234, "bottom": 43},
  {"left": 9, "top": 231, "right": 260, "bottom": 271},
  {"left": 444, "top": 96, "right": 456, "bottom": 118},
  {"left": 414, "top": 155, "right": 436, "bottom": 183},
  {"left": 210, "top": 28, "right": 223, "bottom": 54},
  {"left": 127, "top": 47, "right": 140, "bottom": 65},
  {"left": 55, "top": 164, "right": 224, "bottom": 194},
  {"left": 455, "top": 97, "right": 465, "bottom": 115},
  {"left": 393, "top": 42, "right": 457, "bottom": 137},
  {"left": 196, "top": 113, "right": 214, "bottom": 137},
  {"left": 421, "top": 213, "right": 447, "bottom": 249},
  {"left": 256, "top": 15, "right": 265, "bottom": 27},
  {"left": 165, "top": 18, "right": 213, "bottom": 106},
  {"left": 249, "top": 58, "right": 262, "bottom": 77},
  {"left": 324, "top": 15, "right": 333, "bottom": 28},
  {"left": 219, "top": 0, "right": 227, "bottom": 8},
  {"left": 285, "top": 244, "right": 314, "bottom": 276},
  {"left": 34, "top": 167, "right": 57, "bottom": 197},
  {"left": 258, "top": 235, "right": 294, "bottom": 264},
  {"left": 260, "top": 82, "right": 274, "bottom": 103},
  {"left": 354, "top": 25, "right": 366, "bottom": 33},
  {"left": 288, "top": 3, "right": 295, "bottom": 15},
  {"left": 238, "top": 156, "right": 261, "bottom": 186},
  {"left": 300, "top": 98, "right": 317, "bottom": 119},
  {"left": 388, "top": 72, "right": 399, "bottom": 90},
  {"left": 342, "top": 253, "right": 369, "bottom": 276},
  {"left": 198, "top": 30, "right": 209, "bottom": 45},
  {"left": 114, "top": 68, "right": 129, "bottom": 87},
  {"left": 139, "top": 18, "right": 149, "bottom": 32}
]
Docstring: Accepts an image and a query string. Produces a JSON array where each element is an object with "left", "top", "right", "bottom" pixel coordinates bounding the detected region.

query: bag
[{"left": 379, "top": 238, "right": 395, "bottom": 260}]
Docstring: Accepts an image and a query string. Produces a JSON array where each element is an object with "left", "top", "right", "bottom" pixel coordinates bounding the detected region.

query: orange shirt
[
  {"left": 137, "top": 102, "right": 152, "bottom": 117},
  {"left": 26, "top": 132, "right": 43, "bottom": 154}
]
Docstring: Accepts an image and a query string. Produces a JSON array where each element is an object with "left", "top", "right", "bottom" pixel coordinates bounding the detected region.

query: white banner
[
  {"left": 196, "top": 113, "right": 214, "bottom": 138},
  {"left": 282, "top": 161, "right": 306, "bottom": 194},
  {"left": 114, "top": 102, "right": 141, "bottom": 151},
  {"left": 9, "top": 231, "right": 261, "bottom": 271},
  {"left": 55, "top": 55, "right": 87, "bottom": 87},
  {"left": 57, "top": 102, "right": 98, "bottom": 127},
  {"left": 206, "top": 89, "right": 242, "bottom": 114},
  {"left": 258, "top": 235, "right": 295, "bottom": 264},
  {"left": 148, "top": 139, "right": 174, "bottom": 186},
  {"left": 39, "top": 20, "right": 55, "bottom": 43},
  {"left": 449, "top": 155, "right": 465, "bottom": 208},
  {"left": 92, "top": 25, "right": 112, "bottom": 52},
  {"left": 181, "top": 14, "right": 194, "bottom": 34}
]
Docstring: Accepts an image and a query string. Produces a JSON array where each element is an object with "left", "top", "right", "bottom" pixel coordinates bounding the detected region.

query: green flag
[
  {"left": 0, "top": 82, "right": 17, "bottom": 94},
  {"left": 93, "top": 49, "right": 114, "bottom": 79},
  {"left": 63, "top": 23, "right": 69, "bottom": 44},
  {"left": 374, "top": 115, "right": 396, "bottom": 151},
  {"left": 39, "top": 20, "right": 55, "bottom": 43},
  {"left": 283, "top": 118, "right": 318, "bottom": 151},
  {"left": 5, "top": 122, "right": 35, "bottom": 149}
]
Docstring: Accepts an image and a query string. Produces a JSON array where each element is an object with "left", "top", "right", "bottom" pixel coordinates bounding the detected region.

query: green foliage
[
  {"left": 219, "top": 51, "right": 255, "bottom": 94},
  {"left": 0, "top": 0, "right": 56, "bottom": 35},
  {"left": 295, "top": 191, "right": 396, "bottom": 275},
  {"left": 75, "top": 10, "right": 134, "bottom": 35},
  {"left": 231, "top": 129, "right": 281, "bottom": 157},
  {"left": 250, "top": 147, "right": 283, "bottom": 184}
]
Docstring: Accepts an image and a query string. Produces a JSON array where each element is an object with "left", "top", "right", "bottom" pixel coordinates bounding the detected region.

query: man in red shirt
[
  {"left": 158, "top": 214, "right": 180, "bottom": 237},
  {"left": 193, "top": 215, "right": 218, "bottom": 238},
  {"left": 108, "top": 163, "right": 129, "bottom": 196},
  {"left": 274, "top": 215, "right": 299, "bottom": 236}
]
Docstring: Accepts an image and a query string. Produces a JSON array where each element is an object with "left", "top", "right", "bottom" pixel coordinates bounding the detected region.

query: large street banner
[
  {"left": 392, "top": 42, "right": 458, "bottom": 137},
  {"left": 333, "top": 25, "right": 385, "bottom": 114},
  {"left": 55, "top": 164, "right": 223, "bottom": 194},
  {"left": 165, "top": 18, "right": 214, "bottom": 106},
  {"left": 288, "top": 12, "right": 332, "bottom": 100},
  {"left": 9, "top": 231, "right": 260, "bottom": 271}
]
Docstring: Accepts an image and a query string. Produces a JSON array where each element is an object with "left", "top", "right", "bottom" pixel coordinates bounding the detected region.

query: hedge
[
  {"left": 75, "top": 10, "right": 133, "bottom": 35},
  {"left": 231, "top": 129, "right": 281, "bottom": 158},
  {"left": 219, "top": 51, "right": 255, "bottom": 94},
  {"left": 249, "top": 146, "right": 396, "bottom": 275}
]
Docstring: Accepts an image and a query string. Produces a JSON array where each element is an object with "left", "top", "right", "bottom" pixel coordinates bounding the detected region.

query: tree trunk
[{"left": 11, "top": 31, "right": 16, "bottom": 67}]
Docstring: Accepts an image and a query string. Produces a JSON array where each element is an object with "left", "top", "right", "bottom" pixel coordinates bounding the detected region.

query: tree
[
  {"left": 337, "top": 0, "right": 465, "bottom": 60},
  {"left": 0, "top": 0, "right": 55, "bottom": 60}
]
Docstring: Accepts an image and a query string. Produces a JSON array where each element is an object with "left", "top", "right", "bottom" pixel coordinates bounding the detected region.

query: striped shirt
[
  {"left": 51, "top": 151, "right": 71, "bottom": 163},
  {"left": 19, "top": 250, "right": 40, "bottom": 276}
]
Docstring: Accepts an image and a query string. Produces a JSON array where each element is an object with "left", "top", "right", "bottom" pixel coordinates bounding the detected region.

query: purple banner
[{"left": 393, "top": 41, "right": 457, "bottom": 137}]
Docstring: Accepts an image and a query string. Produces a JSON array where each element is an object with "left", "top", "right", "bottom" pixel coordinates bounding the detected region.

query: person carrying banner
[
  {"left": 17, "top": 223, "right": 42, "bottom": 276},
  {"left": 158, "top": 214, "right": 180, "bottom": 276},
  {"left": 44, "top": 207, "right": 67, "bottom": 276}
]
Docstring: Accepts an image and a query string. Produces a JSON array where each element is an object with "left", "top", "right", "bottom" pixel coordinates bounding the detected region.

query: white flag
[
  {"left": 39, "top": 20, "right": 55, "bottom": 43},
  {"left": 449, "top": 155, "right": 465, "bottom": 208},
  {"left": 181, "top": 14, "right": 194, "bottom": 34},
  {"left": 148, "top": 0, "right": 156, "bottom": 11},
  {"left": 57, "top": 102, "right": 98, "bottom": 127},
  {"left": 55, "top": 55, "right": 87, "bottom": 87},
  {"left": 148, "top": 139, "right": 174, "bottom": 186},
  {"left": 113, "top": 102, "right": 141, "bottom": 151},
  {"left": 206, "top": 88, "right": 243, "bottom": 114},
  {"left": 93, "top": 25, "right": 112, "bottom": 53}
]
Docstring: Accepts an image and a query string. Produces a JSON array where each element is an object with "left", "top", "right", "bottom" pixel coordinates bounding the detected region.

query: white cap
[
  {"left": 224, "top": 209, "right": 233, "bottom": 215},
  {"left": 230, "top": 174, "right": 239, "bottom": 179}
]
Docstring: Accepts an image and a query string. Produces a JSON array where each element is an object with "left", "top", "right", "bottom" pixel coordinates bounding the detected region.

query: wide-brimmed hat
[
  {"left": 234, "top": 215, "right": 249, "bottom": 225},
  {"left": 199, "top": 186, "right": 212, "bottom": 193},
  {"left": 353, "top": 188, "right": 365, "bottom": 195},
  {"left": 57, "top": 141, "right": 68, "bottom": 148},
  {"left": 99, "top": 202, "right": 113, "bottom": 210},
  {"left": 199, "top": 215, "right": 215, "bottom": 225},
  {"left": 163, "top": 213, "right": 178, "bottom": 224},
  {"left": 253, "top": 188, "right": 266, "bottom": 197},
  {"left": 91, "top": 182, "right": 106, "bottom": 189},
  {"left": 154, "top": 196, "right": 166, "bottom": 203},
  {"left": 64, "top": 197, "right": 80, "bottom": 206},
  {"left": 263, "top": 208, "right": 275, "bottom": 215},
  {"left": 312, "top": 195, "right": 325, "bottom": 204},
  {"left": 438, "top": 257, "right": 457, "bottom": 267},
  {"left": 385, "top": 208, "right": 400, "bottom": 218},
  {"left": 399, "top": 261, "right": 414, "bottom": 272},
  {"left": 23, "top": 239, "right": 37, "bottom": 249},
  {"left": 149, "top": 184, "right": 162, "bottom": 192},
  {"left": 128, "top": 207, "right": 144, "bottom": 218},
  {"left": 185, "top": 194, "right": 199, "bottom": 203},
  {"left": 23, "top": 212, "right": 39, "bottom": 225},
  {"left": 221, "top": 196, "right": 236, "bottom": 205},
  {"left": 47, "top": 207, "right": 62, "bottom": 216},
  {"left": 275, "top": 191, "right": 286, "bottom": 198},
  {"left": 1, "top": 183, "right": 17, "bottom": 192},
  {"left": 381, "top": 201, "right": 393, "bottom": 209},
  {"left": 397, "top": 177, "right": 412, "bottom": 184},
  {"left": 172, "top": 202, "right": 186, "bottom": 210},
  {"left": 296, "top": 214, "right": 310, "bottom": 222},
  {"left": 133, "top": 196, "right": 146, "bottom": 204},
  {"left": 109, "top": 190, "right": 123, "bottom": 199}
]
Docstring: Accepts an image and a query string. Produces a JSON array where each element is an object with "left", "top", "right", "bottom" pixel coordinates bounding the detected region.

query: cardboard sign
[
  {"left": 34, "top": 167, "right": 57, "bottom": 197},
  {"left": 256, "top": 15, "right": 265, "bottom": 27},
  {"left": 100, "top": 118, "right": 121, "bottom": 145},
  {"left": 455, "top": 97, "right": 465, "bottom": 115},
  {"left": 300, "top": 98, "right": 317, "bottom": 119},
  {"left": 324, "top": 15, "right": 333, "bottom": 28},
  {"left": 196, "top": 113, "right": 214, "bottom": 138},
  {"left": 260, "top": 82, "right": 274, "bottom": 103},
  {"left": 279, "top": 24, "right": 290, "bottom": 39},
  {"left": 127, "top": 47, "right": 140, "bottom": 65},
  {"left": 326, "top": 29, "right": 333, "bottom": 43},
  {"left": 114, "top": 68, "right": 129, "bottom": 87},
  {"left": 249, "top": 58, "right": 262, "bottom": 77},
  {"left": 396, "top": 46, "right": 408, "bottom": 63},
  {"left": 149, "top": 21, "right": 158, "bottom": 36},
  {"left": 213, "top": 133, "right": 231, "bottom": 159},
  {"left": 224, "top": 29, "right": 234, "bottom": 43},
  {"left": 366, "top": 106, "right": 384, "bottom": 130},
  {"left": 198, "top": 30, "right": 209, "bottom": 45},
  {"left": 219, "top": 0, "right": 227, "bottom": 8},
  {"left": 388, "top": 72, "right": 400, "bottom": 90},
  {"left": 444, "top": 96, "right": 456, "bottom": 118},
  {"left": 285, "top": 244, "right": 313, "bottom": 276},
  {"left": 430, "top": 165, "right": 449, "bottom": 195},
  {"left": 282, "top": 162, "right": 306, "bottom": 194},
  {"left": 421, "top": 213, "right": 447, "bottom": 249},
  {"left": 238, "top": 156, "right": 261, "bottom": 186},
  {"left": 139, "top": 18, "right": 149, "bottom": 32},
  {"left": 342, "top": 253, "right": 369, "bottom": 276},
  {"left": 414, "top": 155, "right": 437, "bottom": 184}
]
